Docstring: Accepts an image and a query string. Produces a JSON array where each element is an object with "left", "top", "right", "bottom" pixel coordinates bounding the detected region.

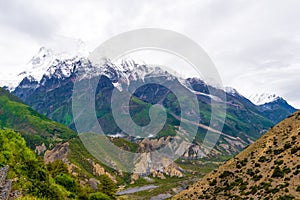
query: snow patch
[
  {"left": 225, "top": 86, "right": 240, "bottom": 96},
  {"left": 248, "top": 93, "right": 280, "bottom": 105}
]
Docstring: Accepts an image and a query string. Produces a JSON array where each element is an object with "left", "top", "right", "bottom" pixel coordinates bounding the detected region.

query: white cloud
[{"left": 0, "top": 0, "right": 299, "bottom": 107}]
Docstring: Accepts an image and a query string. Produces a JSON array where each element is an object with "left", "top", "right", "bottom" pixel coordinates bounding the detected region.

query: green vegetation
[
  {"left": 291, "top": 146, "right": 300, "bottom": 154},
  {"left": 0, "top": 88, "right": 76, "bottom": 149},
  {"left": 219, "top": 171, "right": 233, "bottom": 178},
  {"left": 277, "top": 195, "right": 295, "bottom": 200},
  {"left": 0, "top": 129, "right": 66, "bottom": 199},
  {"left": 175, "top": 110, "right": 300, "bottom": 199},
  {"left": 89, "top": 192, "right": 111, "bottom": 200},
  {"left": 111, "top": 138, "right": 139, "bottom": 153},
  {"left": 98, "top": 174, "right": 117, "bottom": 199},
  {"left": 0, "top": 130, "right": 117, "bottom": 199},
  {"left": 258, "top": 156, "right": 267, "bottom": 162}
]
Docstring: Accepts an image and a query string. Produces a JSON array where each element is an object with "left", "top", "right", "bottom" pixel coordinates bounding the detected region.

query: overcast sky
[{"left": 0, "top": 0, "right": 299, "bottom": 108}]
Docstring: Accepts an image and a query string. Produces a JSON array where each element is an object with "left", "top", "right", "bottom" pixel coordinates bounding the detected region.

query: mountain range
[
  {"left": 0, "top": 47, "right": 299, "bottom": 199},
  {"left": 2, "top": 47, "right": 296, "bottom": 159},
  {"left": 0, "top": 86, "right": 123, "bottom": 199}
]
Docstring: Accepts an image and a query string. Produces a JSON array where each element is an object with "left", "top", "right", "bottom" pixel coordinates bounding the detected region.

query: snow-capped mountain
[
  {"left": 249, "top": 93, "right": 281, "bottom": 105},
  {"left": 0, "top": 47, "right": 89, "bottom": 91},
  {"left": 225, "top": 86, "right": 241, "bottom": 97},
  {"left": 3, "top": 46, "right": 295, "bottom": 114},
  {"left": 2, "top": 47, "right": 180, "bottom": 94},
  {"left": 3, "top": 46, "right": 297, "bottom": 160}
]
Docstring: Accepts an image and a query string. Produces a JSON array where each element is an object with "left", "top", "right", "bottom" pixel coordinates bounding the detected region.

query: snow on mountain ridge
[
  {"left": 2, "top": 46, "right": 242, "bottom": 102},
  {"left": 3, "top": 46, "right": 178, "bottom": 92},
  {"left": 249, "top": 93, "right": 281, "bottom": 105},
  {"left": 225, "top": 86, "right": 240, "bottom": 96},
  {"left": 0, "top": 43, "right": 92, "bottom": 91}
]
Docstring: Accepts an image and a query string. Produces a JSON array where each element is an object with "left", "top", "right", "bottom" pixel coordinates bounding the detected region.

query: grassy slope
[
  {"left": 175, "top": 111, "right": 300, "bottom": 199},
  {"left": 0, "top": 87, "right": 76, "bottom": 149}
]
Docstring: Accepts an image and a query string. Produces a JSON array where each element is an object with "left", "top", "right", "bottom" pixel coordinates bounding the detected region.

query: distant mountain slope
[
  {"left": 0, "top": 87, "right": 76, "bottom": 149},
  {"left": 0, "top": 87, "right": 120, "bottom": 198},
  {"left": 175, "top": 110, "right": 300, "bottom": 199},
  {"left": 249, "top": 93, "right": 297, "bottom": 124},
  {"left": 3, "top": 47, "right": 296, "bottom": 159},
  {"left": 249, "top": 93, "right": 280, "bottom": 105},
  {"left": 258, "top": 98, "right": 297, "bottom": 124}
]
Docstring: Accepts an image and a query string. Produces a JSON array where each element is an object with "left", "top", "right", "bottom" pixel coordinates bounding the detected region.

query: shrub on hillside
[{"left": 272, "top": 166, "right": 284, "bottom": 178}]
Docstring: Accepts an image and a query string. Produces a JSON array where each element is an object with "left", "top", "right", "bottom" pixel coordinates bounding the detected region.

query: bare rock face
[
  {"left": 182, "top": 144, "right": 221, "bottom": 159},
  {"left": 0, "top": 166, "right": 12, "bottom": 200},
  {"left": 35, "top": 143, "right": 47, "bottom": 155},
  {"left": 164, "top": 163, "right": 183, "bottom": 178},
  {"left": 89, "top": 178, "right": 100, "bottom": 190},
  {"left": 43, "top": 142, "right": 79, "bottom": 176},
  {"left": 152, "top": 171, "right": 166, "bottom": 179},
  {"left": 44, "top": 142, "right": 69, "bottom": 163},
  {"left": 44, "top": 142, "right": 116, "bottom": 185},
  {"left": 0, "top": 165, "right": 9, "bottom": 186},
  {"left": 133, "top": 136, "right": 187, "bottom": 178},
  {"left": 92, "top": 162, "right": 106, "bottom": 176},
  {"left": 138, "top": 137, "right": 172, "bottom": 152},
  {"left": 130, "top": 173, "right": 139, "bottom": 184},
  {"left": 89, "top": 160, "right": 116, "bottom": 183}
]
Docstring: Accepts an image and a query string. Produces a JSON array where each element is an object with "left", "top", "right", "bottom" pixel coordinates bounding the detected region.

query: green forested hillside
[
  {"left": 0, "top": 129, "right": 117, "bottom": 200},
  {"left": 0, "top": 87, "right": 76, "bottom": 149}
]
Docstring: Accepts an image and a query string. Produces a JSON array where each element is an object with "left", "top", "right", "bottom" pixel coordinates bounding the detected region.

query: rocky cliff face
[
  {"left": 44, "top": 142, "right": 69, "bottom": 163},
  {"left": 43, "top": 140, "right": 118, "bottom": 186},
  {"left": 0, "top": 166, "right": 13, "bottom": 200}
]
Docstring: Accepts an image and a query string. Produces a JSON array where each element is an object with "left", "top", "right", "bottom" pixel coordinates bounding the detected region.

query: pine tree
[{"left": 98, "top": 174, "right": 117, "bottom": 199}]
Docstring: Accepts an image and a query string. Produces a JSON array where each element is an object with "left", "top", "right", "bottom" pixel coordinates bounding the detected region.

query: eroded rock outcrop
[{"left": 0, "top": 166, "right": 12, "bottom": 200}]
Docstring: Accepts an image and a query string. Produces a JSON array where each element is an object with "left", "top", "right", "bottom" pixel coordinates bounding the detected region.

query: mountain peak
[
  {"left": 249, "top": 93, "right": 281, "bottom": 105},
  {"left": 36, "top": 47, "right": 53, "bottom": 57},
  {"left": 3, "top": 47, "right": 90, "bottom": 91},
  {"left": 225, "top": 86, "right": 240, "bottom": 96}
]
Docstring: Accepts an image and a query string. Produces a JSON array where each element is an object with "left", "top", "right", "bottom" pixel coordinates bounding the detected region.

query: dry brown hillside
[{"left": 175, "top": 110, "right": 300, "bottom": 200}]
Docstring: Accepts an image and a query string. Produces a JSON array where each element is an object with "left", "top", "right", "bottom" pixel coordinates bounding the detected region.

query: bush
[
  {"left": 293, "top": 170, "right": 300, "bottom": 175},
  {"left": 240, "top": 158, "right": 248, "bottom": 166},
  {"left": 29, "top": 182, "right": 65, "bottom": 200},
  {"left": 266, "top": 149, "right": 272, "bottom": 154},
  {"left": 252, "top": 174, "right": 262, "bottom": 181},
  {"left": 89, "top": 192, "right": 111, "bottom": 200},
  {"left": 219, "top": 171, "right": 234, "bottom": 179},
  {"left": 239, "top": 183, "right": 247, "bottom": 191},
  {"left": 275, "top": 160, "right": 284, "bottom": 165},
  {"left": 55, "top": 173, "right": 77, "bottom": 192},
  {"left": 98, "top": 174, "right": 117, "bottom": 199},
  {"left": 291, "top": 147, "right": 300, "bottom": 154},
  {"left": 274, "top": 149, "right": 284, "bottom": 155},
  {"left": 282, "top": 166, "right": 291, "bottom": 174},
  {"left": 284, "top": 143, "right": 291, "bottom": 149},
  {"left": 209, "top": 179, "right": 217, "bottom": 186},
  {"left": 277, "top": 195, "right": 295, "bottom": 200},
  {"left": 247, "top": 169, "right": 255, "bottom": 176},
  {"left": 258, "top": 156, "right": 267, "bottom": 162},
  {"left": 254, "top": 163, "right": 261, "bottom": 168},
  {"left": 47, "top": 160, "right": 69, "bottom": 177},
  {"left": 272, "top": 166, "right": 284, "bottom": 178},
  {"left": 248, "top": 185, "right": 258, "bottom": 195}
]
